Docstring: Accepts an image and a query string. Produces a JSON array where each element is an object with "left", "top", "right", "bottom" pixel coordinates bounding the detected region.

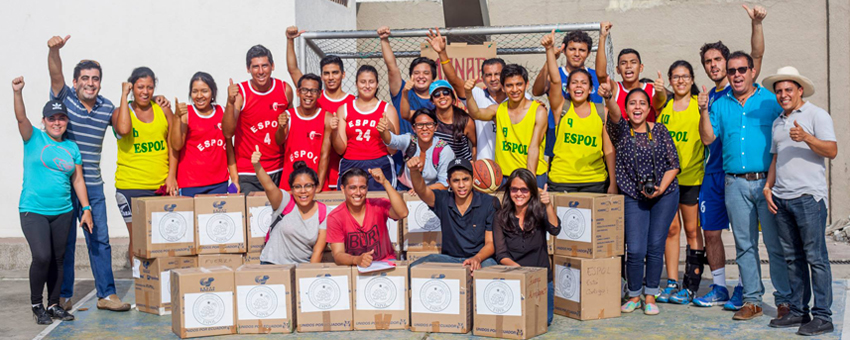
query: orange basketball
[{"left": 472, "top": 159, "right": 503, "bottom": 194}]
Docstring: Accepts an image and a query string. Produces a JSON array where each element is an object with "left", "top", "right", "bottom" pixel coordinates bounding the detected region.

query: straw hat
[{"left": 762, "top": 66, "right": 815, "bottom": 98}]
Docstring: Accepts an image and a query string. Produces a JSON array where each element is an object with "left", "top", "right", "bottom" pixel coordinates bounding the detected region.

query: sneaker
[
  {"left": 644, "top": 302, "right": 660, "bottom": 315},
  {"left": 59, "top": 297, "right": 72, "bottom": 311},
  {"left": 97, "top": 294, "right": 131, "bottom": 312},
  {"left": 621, "top": 300, "right": 641, "bottom": 313},
  {"left": 669, "top": 289, "right": 693, "bottom": 304},
  {"left": 769, "top": 313, "right": 811, "bottom": 328},
  {"left": 797, "top": 318, "right": 834, "bottom": 336},
  {"left": 693, "top": 284, "right": 730, "bottom": 307},
  {"left": 32, "top": 305, "right": 52, "bottom": 325},
  {"left": 723, "top": 286, "right": 743, "bottom": 311},
  {"left": 656, "top": 279, "right": 679, "bottom": 303},
  {"left": 46, "top": 305, "right": 75, "bottom": 321},
  {"left": 732, "top": 302, "right": 763, "bottom": 320}
]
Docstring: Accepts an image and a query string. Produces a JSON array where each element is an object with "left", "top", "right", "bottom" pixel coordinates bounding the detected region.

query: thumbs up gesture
[
  {"left": 174, "top": 97, "right": 188, "bottom": 117},
  {"left": 227, "top": 79, "right": 241, "bottom": 104},
  {"left": 329, "top": 110, "right": 339, "bottom": 130},
  {"left": 540, "top": 184, "right": 551, "bottom": 205},
  {"left": 286, "top": 26, "right": 305, "bottom": 40},
  {"left": 654, "top": 70, "right": 665, "bottom": 92},
  {"left": 743, "top": 4, "right": 767, "bottom": 23},
  {"left": 278, "top": 111, "right": 289, "bottom": 128},
  {"left": 47, "top": 35, "right": 71, "bottom": 50},
  {"left": 789, "top": 120, "right": 809, "bottom": 142},
  {"left": 598, "top": 78, "right": 614, "bottom": 100},
  {"left": 251, "top": 145, "right": 262, "bottom": 165},
  {"left": 376, "top": 112, "right": 389, "bottom": 133},
  {"left": 359, "top": 250, "right": 374, "bottom": 267},
  {"left": 464, "top": 78, "right": 478, "bottom": 92},
  {"left": 540, "top": 29, "right": 556, "bottom": 49},
  {"left": 698, "top": 86, "right": 709, "bottom": 112}
]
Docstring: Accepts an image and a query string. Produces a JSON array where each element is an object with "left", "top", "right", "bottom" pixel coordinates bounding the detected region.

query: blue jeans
[
  {"left": 409, "top": 253, "right": 497, "bottom": 268},
  {"left": 624, "top": 190, "right": 679, "bottom": 297},
  {"left": 547, "top": 281, "right": 554, "bottom": 325},
  {"left": 62, "top": 184, "right": 116, "bottom": 299},
  {"left": 724, "top": 176, "right": 791, "bottom": 305},
  {"left": 775, "top": 195, "right": 828, "bottom": 321}
]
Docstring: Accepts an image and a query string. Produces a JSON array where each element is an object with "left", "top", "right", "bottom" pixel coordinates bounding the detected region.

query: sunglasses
[
  {"left": 509, "top": 187, "right": 530, "bottom": 194},
  {"left": 431, "top": 88, "right": 452, "bottom": 98},
  {"left": 726, "top": 67, "right": 751, "bottom": 76}
]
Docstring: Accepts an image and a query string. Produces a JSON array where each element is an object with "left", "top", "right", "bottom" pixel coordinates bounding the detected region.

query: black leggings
[{"left": 20, "top": 211, "right": 74, "bottom": 306}]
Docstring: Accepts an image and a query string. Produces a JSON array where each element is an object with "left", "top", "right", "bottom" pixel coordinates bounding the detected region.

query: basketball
[{"left": 472, "top": 159, "right": 503, "bottom": 194}]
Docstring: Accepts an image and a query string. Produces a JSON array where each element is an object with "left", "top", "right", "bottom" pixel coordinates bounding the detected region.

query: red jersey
[
  {"left": 343, "top": 100, "right": 389, "bottom": 161},
  {"left": 177, "top": 105, "right": 228, "bottom": 188},
  {"left": 317, "top": 91, "right": 355, "bottom": 190},
  {"left": 325, "top": 198, "right": 397, "bottom": 262},
  {"left": 279, "top": 107, "right": 329, "bottom": 191},
  {"left": 235, "top": 78, "right": 289, "bottom": 174},
  {"left": 615, "top": 81, "right": 656, "bottom": 122}
]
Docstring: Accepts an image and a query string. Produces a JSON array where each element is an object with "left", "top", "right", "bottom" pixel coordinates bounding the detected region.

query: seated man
[{"left": 408, "top": 157, "right": 497, "bottom": 270}]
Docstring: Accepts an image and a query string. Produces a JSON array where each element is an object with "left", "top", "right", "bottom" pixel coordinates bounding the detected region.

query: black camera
[{"left": 640, "top": 175, "right": 656, "bottom": 195}]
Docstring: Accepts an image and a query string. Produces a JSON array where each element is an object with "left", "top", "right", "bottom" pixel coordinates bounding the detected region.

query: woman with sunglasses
[
  {"left": 402, "top": 80, "right": 476, "bottom": 161},
  {"left": 170, "top": 72, "right": 237, "bottom": 197},
  {"left": 332, "top": 65, "right": 400, "bottom": 191},
  {"left": 540, "top": 30, "right": 615, "bottom": 194},
  {"left": 377, "top": 107, "right": 454, "bottom": 192},
  {"left": 14, "top": 77, "right": 91, "bottom": 324},
  {"left": 656, "top": 61, "right": 707, "bottom": 305},
  {"left": 493, "top": 169, "right": 560, "bottom": 325},
  {"left": 252, "top": 144, "right": 328, "bottom": 264},
  {"left": 599, "top": 79, "right": 680, "bottom": 316}
]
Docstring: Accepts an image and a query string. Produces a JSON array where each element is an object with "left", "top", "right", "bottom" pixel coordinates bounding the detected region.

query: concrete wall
[
  {"left": 0, "top": 0, "right": 355, "bottom": 238},
  {"left": 357, "top": 0, "right": 849, "bottom": 222}
]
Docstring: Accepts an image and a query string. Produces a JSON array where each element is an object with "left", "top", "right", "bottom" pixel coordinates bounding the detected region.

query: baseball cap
[
  {"left": 42, "top": 100, "right": 67, "bottom": 118},
  {"left": 447, "top": 158, "right": 473, "bottom": 175},
  {"left": 428, "top": 79, "right": 453, "bottom": 96}
]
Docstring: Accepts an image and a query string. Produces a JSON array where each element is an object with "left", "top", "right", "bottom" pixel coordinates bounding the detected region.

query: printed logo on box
[
  {"left": 555, "top": 264, "right": 580, "bottom": 303},
  {"left": 482, "top": 281, "right": 513, "bottom": 314},
  {"left": 159, "top": 212, "right": 189, "bottom": 242},
  {"left": 255, "top": 275, "right": 270, "bottom": 284},
  {"left": 407, "top": 201, "right": 440, "bottom": 233},
  {"left": 246, "top": 286, "right": 278, "bottom": 317},
  {"left": 556, "top": 206, "right": 593, "bottom": 243},
  {"left": 364, "top": 276, "right": 397, "bottom": 308},
  {"left": 308, "top": 277, "right": 341, "bottom": 310},
  {"left": 419, "top": 280, "right": 452, "bottom": 312},
  {"left": 193, "top": 293, "right": 226, "bottom": 325},
  {"left": 213, "top": 200, "right": 227, "bottom": 212},
  {"left": 207, "top": 215, "right": 236, "bottom": 243}
]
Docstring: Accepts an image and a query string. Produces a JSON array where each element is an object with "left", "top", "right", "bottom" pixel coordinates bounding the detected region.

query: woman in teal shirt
[{"left": 14, "top": 77, "right": 92, "bottom": 325}]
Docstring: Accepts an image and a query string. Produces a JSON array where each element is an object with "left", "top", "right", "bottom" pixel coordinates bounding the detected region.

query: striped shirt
[{"left": 50, "top": 85, "right": 115, "bottom": 186}]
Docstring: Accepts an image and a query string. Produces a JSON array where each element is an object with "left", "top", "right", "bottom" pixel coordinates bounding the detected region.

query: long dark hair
[
  {"left": 667, "top": 60, "right": 700, "bottom": 96},
  {"left": 432, "top": 87, "right": 470, "bottom": 141},
  {"left": 496, "top": 169, "right": 547, "bottom": 237}
]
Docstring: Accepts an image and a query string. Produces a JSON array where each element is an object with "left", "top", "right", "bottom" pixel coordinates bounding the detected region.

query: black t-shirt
[
  {"left": 494, "top": 213, "right": 561, "bottom": 282},
  {"left": 431, "top": 190, "right": 499, "bottom": 259}
]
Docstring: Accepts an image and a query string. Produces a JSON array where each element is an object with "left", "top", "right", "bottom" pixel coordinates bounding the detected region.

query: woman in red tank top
[
  {"left": 331, "top": 65, "right": 401, "bottom": 191},
  {"left": 170, "top": 72, "right": 237, "bottom": 196}
]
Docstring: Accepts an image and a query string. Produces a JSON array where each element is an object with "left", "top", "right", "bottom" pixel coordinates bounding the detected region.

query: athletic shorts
[
  {"left": 679, "top": 185, "right": 701, "bottom": 205},
  {"left": 179, "top": 181, "right": 228, "bottom": 197},
  {"left": 115, "top": 189, "right": 157, "bottom": 223},
  {"left": 698, "top": 172, "right": 729, "bottom": 231},
  {"left": 547, "top": 180, "right": 607, "bottom": 194},
  {"left": 239, "top": 173, "right": 281, "bottom": 195},
  {"left": 339, "top": 156, "right": 396, "bottom": 191}
]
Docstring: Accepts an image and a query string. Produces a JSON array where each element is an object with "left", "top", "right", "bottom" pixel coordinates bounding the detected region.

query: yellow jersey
[
  {"left": 658, "top": 96, "right": 704, "bottom": 186},
  {"left": 115, "top": 102, "right": 170, "bottom": 190},
  {"left": 550, "top": 102, "right": 607, "bottom": 183},
  {"left": 495, "top": 100, "right": 547, "bottom": 176}
]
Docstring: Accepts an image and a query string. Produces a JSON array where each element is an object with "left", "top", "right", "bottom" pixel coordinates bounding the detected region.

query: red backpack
[{"left": 264, "top": 200, "right": 328, "bottom": 244}]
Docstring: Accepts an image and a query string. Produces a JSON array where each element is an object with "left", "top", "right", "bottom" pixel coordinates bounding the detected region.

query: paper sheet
[
  {"left": 554, "top": 264, "right": 581, "bottom": 303},
  {"left": 298, "top": 276, "right": 350, "bottom": 313},
  {"left": 411, "top": 278, "right": 460, "bottom": 314},
  {"left": 249, "top": 206, "right": 274, "bottom": 238},
  {"left": 556, "top": 207, "right": 593, "bottom": 243},
  {"left": 406, "top": 201, "right": 441, "bottom": 233},
  {"left": 151, "top": 211, "right": 194, "bottom": 244},
  {"left": 183, "top": 292, "right": 234, "bottom": 329},
  {"left": 237, "top": 284, "right": 287, "bottom": 320},
  {"left": 198, "top": 212, "right": 244, "bottom": 245},
  {"left": 160, "top": 271, "right": 172, "bottom": 304},
  {"left": 356, "top": 260, "right": 396, "bottom": 273},
  {"left": 475, "top": 279, "right": 522, "bottom": 316},
  {"left": 355, "top": 275, "right": 405, "bottom": 311}
]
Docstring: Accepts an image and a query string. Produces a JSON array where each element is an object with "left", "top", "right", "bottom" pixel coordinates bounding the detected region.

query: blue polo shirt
[
  {"left": 703, "top": 85, "right": 730, "bottom": 175},
  {"left": 709, "top": 83, "right": 782, "bottom": 174},
  {"left": 430, "top": 189, "right": 499, "bottom": 259},
  {"left": 50, "top": 85, "right": 115, "bottom": 186}
]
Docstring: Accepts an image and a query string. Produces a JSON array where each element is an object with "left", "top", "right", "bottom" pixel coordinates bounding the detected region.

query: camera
[{"left": 640, "top": 175, "right": 656, "bottom": 196}]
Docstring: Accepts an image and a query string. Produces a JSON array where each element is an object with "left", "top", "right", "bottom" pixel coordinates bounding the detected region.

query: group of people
[{"left": 17, "top": 3, "right": 836, "bottom": 336}]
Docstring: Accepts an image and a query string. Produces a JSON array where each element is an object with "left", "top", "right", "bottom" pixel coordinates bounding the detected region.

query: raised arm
[
  {"left": 47, "top": 35, "right": 70, "bottom": 96},
  {"left": 526, "top": 104, "right": 548, "bottom": 176},
  {"left": 376, "top": 112, "right": 392, "bottom": 145},
  {"left": 112, "top": 82, "right": 133, "bottom": 137},
  {"left": 369, "top": 168, "right": 409, "bottom": 220},
  {"left": 12, "top": 77, "right": 32, "bottom": 141},
  {"left": 542, "top": 29, "right": 565, "bottom": 121},
  {"left": 408, "top": 157, "right": 435, "bottom": 207},
  {"left": 463, "top": 78, "right": 497, "bottom": 121},
  {"left": 697, "top": 86, "right": 716, "bottom": 145},
  {"left": 252, "top": 146, "right": 283, "bottom": 209},
  {"left": 169, "top": 98, "right": 188, "bottom": 150},
  {"left": 744, "top": 5, "right": 767, "bottom": 80},
  {"left": 595, "top": 22, "right": 613, "bottom": 84},
  {"left": 540, "top": 184, "right": 561, "bottom": 233},
  {"left": 379, "top": 26, "right": 403, "bottom": 96},
  {"left": 532, "top": 42, "right": 561, "bottom": 97},
  {"left": 222, "top": 79, "right": 243, "bottom": 139},
  {"left": 399, "top": 80, "right": 414, "bottom": 121},
  {"left": 652, "top": 71, "right": 667, "bottom": 111},
  {"left": 599, "top": 78, "right": 621, "bottom": 124},
  {"left": 285, "top": 26, "right": 305, "bottom": 85},
  {"left": 427, "top": 28, "right": 466, "bottom": 98},
  {"left": 331, "top": 106, "right": 347, "bottom": 155},
  {"left": 275, "top": 111, "right": 289, "bottom": 145}
]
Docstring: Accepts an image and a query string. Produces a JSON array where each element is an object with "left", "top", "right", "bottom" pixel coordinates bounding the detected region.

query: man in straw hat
[{"left": 762, "top": 66, "right": 837, "bottom": 336}]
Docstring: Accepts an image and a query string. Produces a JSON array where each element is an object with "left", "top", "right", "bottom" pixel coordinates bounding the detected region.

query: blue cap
[{"left": 428, "top": 80, "right": 453, "bottom": 96}]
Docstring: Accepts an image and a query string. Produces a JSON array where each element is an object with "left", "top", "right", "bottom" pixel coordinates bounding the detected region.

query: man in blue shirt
[
  {"left": 698, "top": 51, "right": 791, "bottom": 322},
  {"left": 47, "top": 35, "right": 131, "bottom": 311}
]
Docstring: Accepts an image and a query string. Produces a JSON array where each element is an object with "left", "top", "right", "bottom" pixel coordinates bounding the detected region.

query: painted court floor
[{"left": 36, "top": 279, "right": 848, "bottom": 340}]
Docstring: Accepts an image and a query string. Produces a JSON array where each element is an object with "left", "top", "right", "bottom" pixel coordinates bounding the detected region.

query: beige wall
[{"left": 357, "top": 0, "right": 848, "bottom": 222}]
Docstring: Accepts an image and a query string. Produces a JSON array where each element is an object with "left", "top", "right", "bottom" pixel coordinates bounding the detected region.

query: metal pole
[
  {"left": 301, "top": 23, "right": 600, "bottom": 40},
  {"left": 315, "top": 46, "right": 599, "bottom": 60}
]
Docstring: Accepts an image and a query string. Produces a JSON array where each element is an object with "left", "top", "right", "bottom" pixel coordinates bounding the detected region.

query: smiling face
[
  {"left": 430, "top": 87, "right": 454, "bottom": 110},
  {"left": 290, "top": 174, "right": 318, "bottom": 208},
  {"left": 410, "top": 63, "right": 434, "bottom": 93},
  {"left": 191, "top": 80, "right": 213, "bottom": 111},
  {"left": 617, "top": 53, "right": 643, "bottom": 83},
  {"left": 726, "top": 57, "right": 754, "bottom": 95},
  {"left": 73, "top": 69, "right": 101, "bottom": 102},
  {"left": 626, "top": 91, "right": 651, "bottom": 125},
  {"left": 43, "top": 113, "right": 69, "bottom": 140},
  {"left": 509, "top": 177, "right": 530, "bottom": 209},
  {"left": 248, "top": 56, "right": 274, "bottom": 88},
  {"left": 356, "top": 71, "right": 378, "bottom": 100},
  {"left": 669, "top": 66, "right": 694, "bottom": 97},
  {"left": 449, "top": 169, "right": 472, "bottom": 199},
  {"left": 503, "top": 75, "right": 527, "bottom": 102},
  {"left": 343, "top": 175, "right": 368, "bottom": 208},
  {"left": 568, "top": 72, "right": 591, "bottom": 103},
  {"left": 132, "top": 76, "right": 155, "bottom": 107},
  {"left": 702, "top": 49, "right": 726, "bottom": 83},
  {"left": 564, "top": 41, "right": 589, "bottom": 69},
  {"left": 773, "top": 80, "right": 804, "bottom": 112},
  {"left": 412, "top": 113, "right": 436, "bottom": 143},
  {"left": 482, "top": 63, "right": 503, "bottom": 94},
  {"left": 298, "top": 79, "right": 321, "bottom": 110},
  {"left": 321, "top": 63, "right": 344, "bottom": 92}
]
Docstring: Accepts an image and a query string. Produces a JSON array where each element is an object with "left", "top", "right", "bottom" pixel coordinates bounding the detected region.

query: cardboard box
[
  {"left": 406, "top": 250, "right": 440, "bottom": 263},
  {"left": 410, "top": 263, "right": 472, "bottom": 333},
  {"left": 132, "top": 196, "right": 196, "bottom": 258},
  {"left": 245, "top": 193, "right": 272, "bottom": 253},
  {"left": 295, "top": 263, "right": 353, "bottom": 332},
  {"left": 195, "top": 194, "right": 247, "bottom": 254},
  {"left": 473, "top": 266, "right": 547, "bottom": 340},
  {"left": 244, "top": 251, "right": 262, "bottom": 265},
  {"left": 403, "top": 195, "right": 441, "bottom": 251},
  {"left": 235, "top": 264, "right": 296, "bottom": 334},
  {"left": 315, "top": 192, "right": 402, "bottom": 253},
  {"left": 133, "top": 256, "right": 197, "bottom": 315},
  {"left": 198, "top": 254, "right": 243, "bottom": 270},
  {"left": 553, "top": 193, "right": 624, "bottom": 259},
  {"left": 351, "top": 261, "right": 409, "bottom": 330},
  {"left": 171, "top": 266, "right": 236, "bottom": 338},
  {"left": 553, "top": 256, "right": 620, "bottom": 320}
]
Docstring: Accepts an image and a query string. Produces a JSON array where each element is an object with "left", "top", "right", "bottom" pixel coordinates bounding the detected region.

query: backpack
[
  {"left": 264, "top": 199, "right": 328, "bottom": 245},
  {"left": 403, "top": 134, "right": 449, "bottom": 168}
]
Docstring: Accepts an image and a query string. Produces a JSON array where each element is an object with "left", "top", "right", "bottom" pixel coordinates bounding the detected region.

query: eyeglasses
[
  {"left": 292, "top": 183, "right": 315, "bottom": 191},
  {"left": 671, "top": 75, "right": 692, "bottom": 82},
  {"left": 412, "top": 122, "right": 437, "bottom": 130},
  {"left": 431, "top": 88, "right": 452, "bottom": 98},
  {"left": 726, "top": 67, "right": 751, "bottom": 76},
  {"left": 299, "top": 88, "right": 321, "bottom": 95},
  {"left": 509, "top": 187, "right": 530, "bottom": 194}
]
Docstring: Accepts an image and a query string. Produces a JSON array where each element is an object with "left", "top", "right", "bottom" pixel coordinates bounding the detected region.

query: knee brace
[{"left": 682, "top": 245, "right": 706, "bottom": 293}]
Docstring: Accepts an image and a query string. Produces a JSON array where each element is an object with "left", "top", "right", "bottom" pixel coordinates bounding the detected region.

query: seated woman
[
  {"left": 493, "top": 169, "right": 561, "bottom": 325},
  {"left": 378, "top": 108, "right": 454, "bottom": 192},
  {"left": 252, "top": 144, "right": 327, "bottom": 264}
]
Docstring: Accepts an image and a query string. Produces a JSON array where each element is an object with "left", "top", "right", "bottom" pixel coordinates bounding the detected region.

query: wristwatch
[{"left": 82, "top": 206, "right": 92, "bottom": 211}]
